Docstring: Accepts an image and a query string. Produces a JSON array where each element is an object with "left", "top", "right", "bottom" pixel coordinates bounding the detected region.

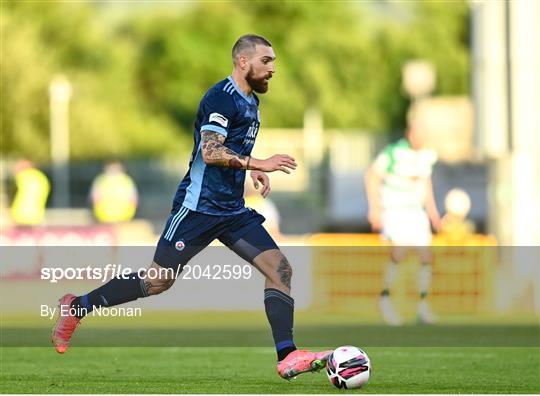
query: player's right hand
[
  {"left": 368, "top": 208, "right": 382, "bottom": 231},
  {"left": 255, "top": 154, "right": 297, "bottom": 174}
]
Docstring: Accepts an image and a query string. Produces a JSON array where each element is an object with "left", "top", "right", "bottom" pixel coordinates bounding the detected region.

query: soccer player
[
  {"left": 51, "top": 34, "right": 331, "bottom": 380},
  {"left": 364, "top": 119, "right": 441, "bottom": 325}
]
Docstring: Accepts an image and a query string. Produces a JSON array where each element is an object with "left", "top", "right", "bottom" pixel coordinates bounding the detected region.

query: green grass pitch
[
  {"left": 1, "top": 311, "right": 539, "bottom": 393},
  {"left": 1, "top": 346, "right": 539, "bottom": 393}
]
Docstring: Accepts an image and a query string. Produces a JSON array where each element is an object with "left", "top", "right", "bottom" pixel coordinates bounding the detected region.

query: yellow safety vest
[
  {"left": 92, "top": 173, "right": 137, "bottom": 223},
  {"left": 11, "top": 168, "right": 50, "bottom": 225}
]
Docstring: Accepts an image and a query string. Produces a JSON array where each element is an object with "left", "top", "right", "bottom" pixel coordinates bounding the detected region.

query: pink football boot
[{"left": 277, "top": 349, "right": 333, "bottom": 380}]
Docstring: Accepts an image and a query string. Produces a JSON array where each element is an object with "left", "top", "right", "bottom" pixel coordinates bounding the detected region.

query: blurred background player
[
  {"left": 10, "top": 159, "right": 50, "bottom": 227},
  {"left": 364, "top": 118, "right": 441, "bottom": 325},
  {"left": 90, "top": 161, "right": 138, "bottom": 224}
]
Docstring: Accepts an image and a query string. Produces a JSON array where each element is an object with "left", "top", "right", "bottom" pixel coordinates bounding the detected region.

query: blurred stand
[
  {"left": 472, "top": 0, "right": 540, "bottom": 313},
  {"left": 472, "top": 0, "right": 540, "bottom": 245}
]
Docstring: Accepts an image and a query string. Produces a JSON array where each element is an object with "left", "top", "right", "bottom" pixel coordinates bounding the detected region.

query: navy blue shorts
[{"left": 153, "top": 207, "right": 279, "bottom": 270}]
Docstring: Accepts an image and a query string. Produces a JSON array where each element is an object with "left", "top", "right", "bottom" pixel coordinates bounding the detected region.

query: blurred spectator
[
  {"left": 10, "top": 159, "right": 50, "bottom": 226},
  {"left": 90, "top": 161, "right": 138, "bottom": 224},
  {"left": 364, "top": 118, "right": 440, "bottom": 325},
  {"left": 440, "top": 188, "right": 475, "bottom": 242}
]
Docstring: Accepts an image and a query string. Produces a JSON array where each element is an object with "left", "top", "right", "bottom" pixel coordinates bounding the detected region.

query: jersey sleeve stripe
[
  {"left": 182, "top": 146, "right": 206, "bottom": 212},
  {"left": 201, "top": 124, "right": 228, "bottom": 137}
]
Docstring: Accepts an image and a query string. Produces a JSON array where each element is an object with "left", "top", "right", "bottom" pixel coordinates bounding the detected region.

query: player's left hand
[{"left": 250, "top": 170, "right": 271, "bottom": 198}]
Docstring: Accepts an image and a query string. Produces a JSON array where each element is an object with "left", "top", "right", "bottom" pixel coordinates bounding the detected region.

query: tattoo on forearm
[
  {"left": 201, "top": 131, "right": 247, "bottom": 168},
  {"left": 277, "top": 257, "right": 292, "bottom": 289}
]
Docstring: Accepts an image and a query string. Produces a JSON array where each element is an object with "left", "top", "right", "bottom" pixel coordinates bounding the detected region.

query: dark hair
[{"left": 232, "top": 34, "right": 272, "bottom": 63}]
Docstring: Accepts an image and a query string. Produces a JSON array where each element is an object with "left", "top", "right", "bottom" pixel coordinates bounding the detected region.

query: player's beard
[{"left": 246, "top": 65, "right": 270, "bottom": 94}]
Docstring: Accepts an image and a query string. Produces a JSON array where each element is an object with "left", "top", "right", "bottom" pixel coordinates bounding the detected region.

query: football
[{"left": 326, "top": 346, "right": 371, "bottom": 389}]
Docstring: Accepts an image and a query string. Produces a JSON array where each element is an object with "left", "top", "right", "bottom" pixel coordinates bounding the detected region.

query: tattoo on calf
[{"left": 277, "top": 257, "right": 292, "bottom": 289}]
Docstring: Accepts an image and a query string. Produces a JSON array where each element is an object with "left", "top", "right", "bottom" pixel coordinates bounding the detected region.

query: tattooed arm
[
  {"left": 200, "top": 130, "right": 298, "bottom": 173},
  {"left": 201, "top": 131, "right": 249, "bottom": 169}
]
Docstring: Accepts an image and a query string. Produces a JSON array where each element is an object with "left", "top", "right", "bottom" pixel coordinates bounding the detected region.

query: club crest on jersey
[
  {"left": 175, "top": 240, "right": 186, "bottom": 251},
  {"left": 209, "top": 112, "right": 228, "bottom": 128}
]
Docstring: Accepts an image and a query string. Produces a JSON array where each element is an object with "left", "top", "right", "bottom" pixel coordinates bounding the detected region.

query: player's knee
[
  {"left": 275, "top": 253, "right": 292, "bottom": 288},
  {"left": 253, "top": 249, "right": 293, "bottom": 290},
  {"left": 144, "top": 262, "right": 177, "bottom": 295},
  {"left": 146, "top": 277, "right": 175, "bottom": 296},
  {"left": 418, "top": 248, "right": 433, "bottom": 264},
  {"left": 391, "top": 247, "right": 407, "bottom": 262}
]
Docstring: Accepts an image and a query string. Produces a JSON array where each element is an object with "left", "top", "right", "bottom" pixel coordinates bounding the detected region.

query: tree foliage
[
  {"left": 1, "top": 1, "right": 470, "bottom": 161},
  {"left": 2, "top": 1, "right": 184, "bottom": 162}
]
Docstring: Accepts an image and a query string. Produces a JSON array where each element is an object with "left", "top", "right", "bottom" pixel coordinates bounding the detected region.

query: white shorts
[{"left": 382, "top": 208, "right": 432, "bottom": 246}]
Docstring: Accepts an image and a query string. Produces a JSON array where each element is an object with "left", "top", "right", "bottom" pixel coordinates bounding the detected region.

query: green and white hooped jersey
[{"left": 372, "top": 138, "right": 437, "bottom": 210}]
